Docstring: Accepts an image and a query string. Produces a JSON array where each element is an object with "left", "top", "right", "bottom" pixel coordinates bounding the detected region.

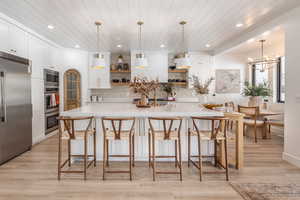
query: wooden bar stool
[
  {"left": 102, "top": 117, "right": 135, "bottom": 180},
  {"left": 188, "top": 116, "right": 229, "bottom": 181},
  {"left": 57, "top": 116, "right": 96, "bottom": 180},
  {"left": 148, "top": 117, "right": 183, "bottom": 181}
]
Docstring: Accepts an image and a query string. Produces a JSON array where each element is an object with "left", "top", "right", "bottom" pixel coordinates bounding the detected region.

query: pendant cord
[
  {"left": 139, "top": 23, "right": 142, "bottom": 53},
  {"left": 97, "top": 25, "right": 100, "bottom": 53},
  {"left": 182, "top": 23, "right": 185, "bottom": 53}
]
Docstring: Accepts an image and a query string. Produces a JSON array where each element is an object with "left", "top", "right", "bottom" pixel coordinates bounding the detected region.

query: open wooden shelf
[
  {"left": 111, "top": 82, "right": 130, "bottom": 86},
  {"left": 169, "top": 82, "right": 187, "bottom": 86},
  {"left": 168, "top": 69, "right": 188, "bottom": 73},
  {"left": 110, "top": 70, "right": 131, "bottom": 73}
]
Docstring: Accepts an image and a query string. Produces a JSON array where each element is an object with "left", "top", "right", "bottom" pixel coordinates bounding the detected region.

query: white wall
[{"left": 282, "top": 7, "right": 300, "bottom": 167}]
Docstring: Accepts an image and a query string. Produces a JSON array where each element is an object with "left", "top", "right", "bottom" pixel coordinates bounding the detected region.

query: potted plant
[
  {"left": 161, "top": 83, "right": 176, "bottom": 101},
  {"left": 242, "top": 81, "right": 272, "bottom": 106},
  {"left": 191, "top": 75, "right": 214, "bottom": 103}
]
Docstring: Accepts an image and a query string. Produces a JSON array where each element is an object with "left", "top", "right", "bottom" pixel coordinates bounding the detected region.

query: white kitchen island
[{"left": 60, "top": 102, "right": 225, "bottom": 163}]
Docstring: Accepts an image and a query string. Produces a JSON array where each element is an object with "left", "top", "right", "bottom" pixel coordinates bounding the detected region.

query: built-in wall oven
[{"left": 44, "top": 69, "right": 59, "bottom": 135}]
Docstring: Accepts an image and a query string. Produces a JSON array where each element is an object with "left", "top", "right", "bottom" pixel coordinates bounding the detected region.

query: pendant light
[
  {"left": 175, "top": 21, "right": 191, "bottom": 69},
  {"left": 134, "top": 21, "right": 148, "bottom": 69},
  {"left": 248, "top": 40, "right": 278, "bottom": 72},
  {"left": 92, "top": 21, "right": 106, "bottom": 69}
]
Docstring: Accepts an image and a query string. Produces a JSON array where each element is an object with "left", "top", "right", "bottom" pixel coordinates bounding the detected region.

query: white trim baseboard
[{"left": 282, "top": 152, "right": 300, "bottom": 168}]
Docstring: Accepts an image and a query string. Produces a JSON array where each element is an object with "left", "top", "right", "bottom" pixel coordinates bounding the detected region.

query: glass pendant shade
[
  {"left": 176, "top": 53, "right": 191, "bottom": 69},
  {"left": 92, "top": 53, "right": 105, "bottom": 69},
  {"left": 134, "top": 53, "right": 148, "bottom": 69},
  {"left": 117, "top": 55, "right": 123, "bottom": 64},
  {"left": 92, "top": 21, "right": 106, "bottom": 69}
]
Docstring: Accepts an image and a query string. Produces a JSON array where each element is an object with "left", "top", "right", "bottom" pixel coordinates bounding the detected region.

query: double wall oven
[{"left": 44, "top": 69, "right": 59, "bottom": 134}]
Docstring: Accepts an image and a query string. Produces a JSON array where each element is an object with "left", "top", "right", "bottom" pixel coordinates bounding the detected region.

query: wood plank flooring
[{"left": 0, "top": 134, "right": 299, "bottom": 200}]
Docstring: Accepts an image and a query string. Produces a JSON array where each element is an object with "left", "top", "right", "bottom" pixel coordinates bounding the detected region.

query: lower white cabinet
[{"left": 88, "top": 52, "right": 111, "bottom": 89}]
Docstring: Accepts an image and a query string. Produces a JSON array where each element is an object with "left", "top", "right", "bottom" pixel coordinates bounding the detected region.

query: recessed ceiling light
[
  {"left": 117, "top": 44, "right": 122, "bottom": 48},
  {"left": 160, "top": 44, "right": 165, "bottom": 48},
  {"left": 236, "top": 23, "right": 244, "bottom": 28},
  {"left": 247, "top": 38, "right": 255, "bottom": 43},
  {"left": 262, "top": 31, "right": 270, "bottom": 36},
  {"left": 205, "top": 44, "right": 211, "bottom": 48},
  {"left": 75, "top": 44, "right": 80, "bottom": 48},
  {"left": 47, "top": 24, "right": 54, "bottom": 30}
]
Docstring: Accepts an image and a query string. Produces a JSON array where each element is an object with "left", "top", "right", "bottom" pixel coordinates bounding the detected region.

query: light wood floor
[{"left": 0, "top": 133, "right": 299, "bottom": 200}]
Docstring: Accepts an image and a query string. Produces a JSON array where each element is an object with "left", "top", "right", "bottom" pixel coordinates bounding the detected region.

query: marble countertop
[{"left": 61, "top": 102, "right": 223, "bottom": 118}]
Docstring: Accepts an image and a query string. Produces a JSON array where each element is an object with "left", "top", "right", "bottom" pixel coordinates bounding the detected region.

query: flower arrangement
[
  {"left": 242, "top": 81, "right": 272, "bottom": 97},
  {"left": 191, "top": 75, "right": 214, "bottom": 95}
]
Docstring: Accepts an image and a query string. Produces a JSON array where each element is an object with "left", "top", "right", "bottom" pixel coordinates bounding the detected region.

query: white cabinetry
[
  {"left": 88, "top": 52, "right": 111, "bottom": 89},
  {"left": 0, "top": 18, "right": 9, "bottom": 53},
  {"left": 131, "top": 51, "right": 168, "bottom": 82},
  {"left": 8, "top": 25, "right": 28, "bottom": 58}
]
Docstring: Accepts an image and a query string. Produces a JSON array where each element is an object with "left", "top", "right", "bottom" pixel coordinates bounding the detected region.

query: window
[{"left": 277, "top": 57, "right": 285, "bottom": 103}]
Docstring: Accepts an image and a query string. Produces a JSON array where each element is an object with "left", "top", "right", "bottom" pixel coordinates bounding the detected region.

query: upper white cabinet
[
  {"left": 8, "top": 25, "right": 28, "bottom": 58},
  {"left": 88, "top": 52, "right": 111, "bottom": 89},
  {"left": 131, "top": 50, "right": 168, "bottom": 82},
  {"left": 0, "top": 19, "right": 9, "bottom": 53},
  {"left": 0, "top": 19, "right": 28, "bottom": 58},
  {"left": 28, "top": 36, "right": 49, "bottom": 78}
]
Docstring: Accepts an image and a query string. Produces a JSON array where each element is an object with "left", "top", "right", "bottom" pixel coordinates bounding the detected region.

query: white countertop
[{"left": 61, "top": 102, "right": 223, "bottom": 118}]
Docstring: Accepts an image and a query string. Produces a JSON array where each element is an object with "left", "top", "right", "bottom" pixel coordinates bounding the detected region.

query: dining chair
[
  {"left": 238, "top": 105, "right": 265, "bottom": 143},
  {"left": 101, "top": 117, "right": 135, "bottom": 180},
  {"left": 57, "top": 116, "right": 96, "bottom": 180},
  {"left": 188, "top": 116, "right": 229, "bottom": 181},
  {"left": 148, "top": 117, "right": 183, "bottom": 181},
  {"left": 265, "top": 118, "right": 284, "bottom": 138}
]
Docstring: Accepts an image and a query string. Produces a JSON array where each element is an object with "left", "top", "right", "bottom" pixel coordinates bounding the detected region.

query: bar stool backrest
[
  {"left": 148, "top": 117, "right": 183, "bottom": 140},
  {"left": 191, "top": 117, "right": 228, "bottom": 140},
  {"left": 102, "top": 117, "right": 135, "bottom": 140},
  {"left": 225, "top": 101, "right": 235, "bottom": 111},
  {"left": 57, "top": 116, "right": 95, "bottom": 139}
]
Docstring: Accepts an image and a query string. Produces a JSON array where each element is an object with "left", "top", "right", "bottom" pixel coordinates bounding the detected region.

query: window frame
[{"left": 277, "top": 57, "right": 285, "bottom": 103}]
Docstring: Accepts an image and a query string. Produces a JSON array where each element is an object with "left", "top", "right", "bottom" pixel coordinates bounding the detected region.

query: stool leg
[
  {"left": 152, "top": 133, "right": 156, "bottom": 181},
  {"left": 197, "top": 134, "right": 202, "bottom": 181},
  {"left": 178, "top": 137, "right": 183, "bottom": 181},
  {"left": 214, "top": 140, "right": 218, "bottom": 167},
  {"left": 106, "top": 139, "right": 109, "bottom": 167},
  {"left": 58, "top": 132, "right": 62, "bottom": 180},
  {"left": 84, "top": 135, "right": 87, "bottom": 180},
  {"left": 132, "top": 134, "right": 135, "bottom": 167},
  {"left": 254, "top": 125, "right": 258, "bottom": 143},
  {"left": 68, "top": 139, "right": 71, "bottom": 167},
  {"left": 129, "top": 134, "right": 132, "bottom": 181},
  {"left": 102, "top": 136, "right": 106, "bottom": 180},
  {"left": 148, "top": 130, "right": 151, "bottom": 168},
  {"left": 188, "top": 129, "right": 191, "bottom": 168},
  {"left": 94, "top": 133, "right": 96, "bottom": 167},
  {"left": 175, "top": 140, "right": 178, "bottom": 168},
  {"left": 224, "top": 139, "right": 229, "bottom": 181}
]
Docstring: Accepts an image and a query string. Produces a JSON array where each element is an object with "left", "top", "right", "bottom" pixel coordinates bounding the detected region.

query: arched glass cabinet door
[{"left": 64, "top": 69, "right": 81, "bottom": 111}]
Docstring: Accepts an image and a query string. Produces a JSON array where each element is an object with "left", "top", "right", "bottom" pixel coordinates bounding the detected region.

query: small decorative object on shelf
[
  {"left": 191, "top": 75, "right": 214, "bottom": 103},
  {"left": 129, "top": 77, "right": 160, "bottom": 107},
  {"left": 242, "top": 81, "right": 272, "bottom": 107}
]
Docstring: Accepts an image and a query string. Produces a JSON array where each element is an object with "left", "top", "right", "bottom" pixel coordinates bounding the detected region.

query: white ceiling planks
[{"left": 0, "top": 0, "right": 298, "bottom": 53}]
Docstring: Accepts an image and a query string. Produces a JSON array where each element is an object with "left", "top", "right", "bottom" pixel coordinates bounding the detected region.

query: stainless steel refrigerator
[{"left": 0, "top": 51, "right": 32, "bottom": 165}]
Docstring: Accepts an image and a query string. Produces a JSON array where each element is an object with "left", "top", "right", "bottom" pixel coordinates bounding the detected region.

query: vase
[
  {"left": 140, "top": 94, "right": 149, "bottom": 106},
  {"left": 248, "top": 96, "right": 262, "bottom": 107},
  {"left": 198, "top": 94, "right": 208, "bottom": 104}
]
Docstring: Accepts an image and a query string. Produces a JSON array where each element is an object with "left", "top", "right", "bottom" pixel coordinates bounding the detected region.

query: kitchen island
[{"left": 61, "top": 102, "right": 243, "bottom": 169}]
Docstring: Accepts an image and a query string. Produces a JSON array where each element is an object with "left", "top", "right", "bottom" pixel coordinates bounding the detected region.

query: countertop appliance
[
  {"left": 0, "top": 51, "right": 32, "bottom": 165},
  {"left": 44, "top": 69, "right": 59, "bottom": 134}
]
